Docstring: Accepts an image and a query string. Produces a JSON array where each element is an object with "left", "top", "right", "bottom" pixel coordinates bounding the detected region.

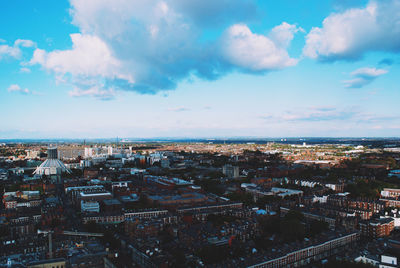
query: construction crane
[{"left": 38, "top": 229, "right": 103, "bottom": 259}]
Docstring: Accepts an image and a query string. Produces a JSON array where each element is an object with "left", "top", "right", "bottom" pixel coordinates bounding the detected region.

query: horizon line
[{"left": 1, "top": 136, "right": 400, "bottom": 141}]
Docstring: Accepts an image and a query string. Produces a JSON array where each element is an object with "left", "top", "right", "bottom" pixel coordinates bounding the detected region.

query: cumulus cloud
[
  {"left": 14, "top": 39, "right": 36, "bottom": 48},
  {"left": 0, "top": 39, "right": 36, "bottom": 60},
  {"left": 167, "top": 0, "right": 257, "bottom": 27},
  {"left": 30, "top": 34, "right": 131, "bottom": 81},
  {"left": 29, "top": 0, "right": 298, "bottom": 99},
  {"left": 7, "top": 84, "right": 31, "bottom": 95},
  {"left": 0, "top": 45, "right": 20, "bottom": 59},
  {"left": 221, "top": 23, "right": 300, "bottom": 71},
  {"left": 269, "top": 22, "right": 304, "bottom": 48},
  {"left": 303, "top": 0, "right": 400, "bottom": 61},
  {"left": 343, "top": 67, "right": 388, "bottom": 88}
]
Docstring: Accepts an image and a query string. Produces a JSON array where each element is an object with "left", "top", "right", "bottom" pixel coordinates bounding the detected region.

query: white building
[
  {"left": 355, "top": 255, "right": 397, "bottom": 268},
  {"left": 222, "top": 164, "right": 239, "bottom": 178},
  {"left": 381, "top": 209, "right": 400, "bottom": 228},
  {"left": 26, "top": 150, "right": 40, "bottom": 159},
  {"left": 381, "top": 188, "right": 400, "bottom": 199},
  {"left": 34, "top": 147, "right": 71, "bottom": 176},
  {"left": 270, "top": 187, "right": 303, "bottom": 197},
  {"left": 313, "top": 195, "right": 328, "bottom": 203},
  {"left": 81, "top": 200, "right": 100, "bottom": 213}
]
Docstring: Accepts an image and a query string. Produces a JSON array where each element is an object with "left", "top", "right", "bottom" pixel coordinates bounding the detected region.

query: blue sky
[{"left": 1, "top": 0, "right": 400, "bottom": 139}]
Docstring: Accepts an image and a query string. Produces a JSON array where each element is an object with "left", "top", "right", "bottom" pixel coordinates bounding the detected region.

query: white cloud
[
  {"left": 0, "top": 44, "right": 20, "bottom": 59},
  {"left": 351, "top": 67, "right": 387, "bottom": 77},
  {"left": 7, "top": 84, "right": 31, "bottom": 94},
  {"left": 20, "top": 67, "right": 31, "bottom": 73},
  {"left": 0, "top": 39, "right": 36, "bottom": 60},
  {"left": 30, "top": 33, "right": 135, "bottom": 99},
  {"left": 14, "top": 39, "right": 36, "bottom": 48},
  {"left": 29, "top": 0, "right": 297, "bottom": 99},
  {"left": 303, "top": 0, "right": 400, "bottom": 61},
  {"left": 30, "top": 34, "right": 131, "bottom": 81},
  {"left": 343, "top": 67, "right": 388, "bottom": 88},
  {"left": 68, "top": 86, "right": 116, "bottom": 100},
  {"left": 269, "top": 22, "right": 304, "bottom": 48},
  {"left": 221, "top": 23, "right": 299, "bottom": 71}
]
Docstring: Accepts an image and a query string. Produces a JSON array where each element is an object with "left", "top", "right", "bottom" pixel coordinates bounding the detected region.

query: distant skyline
[{"left": 1, "top": 0, "right": 400, "bottom": 138}]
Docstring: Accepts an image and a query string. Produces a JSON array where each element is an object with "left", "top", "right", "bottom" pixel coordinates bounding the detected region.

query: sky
[{"left": 1, "top": 0, "right": 400, "bottom": 139}]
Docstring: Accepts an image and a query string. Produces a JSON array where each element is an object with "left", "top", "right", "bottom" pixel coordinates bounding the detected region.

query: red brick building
[{"left": 359, "top": 218, "right": 394, "bottom": 238}]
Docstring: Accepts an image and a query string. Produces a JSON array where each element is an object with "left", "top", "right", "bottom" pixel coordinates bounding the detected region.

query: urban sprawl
[{"left": 1, "top": 140, "right": 400, "bottom": 267}]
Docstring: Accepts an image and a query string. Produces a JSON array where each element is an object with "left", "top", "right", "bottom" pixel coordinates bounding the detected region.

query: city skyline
[{"left": 1, "top": 0, "right": 400, "bottom": 138}]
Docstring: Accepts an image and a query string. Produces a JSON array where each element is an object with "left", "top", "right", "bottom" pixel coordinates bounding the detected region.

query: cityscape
[
  {"left": 1, "top": 139, "right": 400, "bottom": 267},
  {"left": 2, "top": 0, "right": 400, "bottom": 268}
]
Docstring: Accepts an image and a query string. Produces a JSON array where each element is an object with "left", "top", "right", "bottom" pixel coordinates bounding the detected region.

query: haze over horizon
[
  {"left": 2, "top": 136, "right": 400, "bottom": 142},
  {"left": 1, "top": 0, "right": 400, "bottom": 138}
]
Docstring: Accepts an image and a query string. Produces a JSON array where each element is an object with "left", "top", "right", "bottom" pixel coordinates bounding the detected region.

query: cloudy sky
[{"left": 1, "top": 0, "right": 400, "bottom": 138}]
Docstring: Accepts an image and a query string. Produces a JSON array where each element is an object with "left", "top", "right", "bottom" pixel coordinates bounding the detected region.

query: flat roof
[
  {"left": 28, "top": 258, "right": 66, "bottom": 265},
  {"left": 80, "top": 191, "right": 112, "bottom": 197},
  {"left": 103, "top": 199, "right": 122, "bottom": 205}
]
